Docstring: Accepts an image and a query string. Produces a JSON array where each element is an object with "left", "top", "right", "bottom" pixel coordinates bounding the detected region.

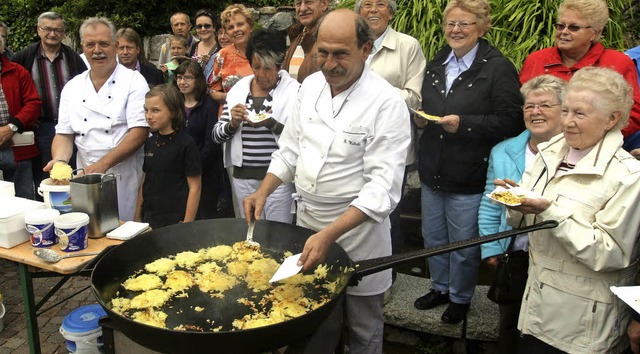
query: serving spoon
[{"left": 34, "top": 249, "right": 100, "bottom": 263}]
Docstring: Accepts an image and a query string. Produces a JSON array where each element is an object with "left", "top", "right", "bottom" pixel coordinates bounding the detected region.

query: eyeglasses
[
  {"left": 361, "top": 1, "right": 389, "bottom": 10},
  {"left": 554, "top": 23, "right": 592, "bottom": 32},
  {"left": 295, "top": 0, "right": 317, "bottom": 7},
  {"left": 195, "top": 24, "right": 213, "bottom": 30},
  {"left": 38, "top": 25, "right": 65, "bottom": 34},
  {"left": 176, "top": 75, "right": 195, "bottom": 82},
  {"left": 444, "top": 21, "right": 477, "bottom": 30},
  {"left": 522, "top": 103, "right": 560, "bottom": 112}
]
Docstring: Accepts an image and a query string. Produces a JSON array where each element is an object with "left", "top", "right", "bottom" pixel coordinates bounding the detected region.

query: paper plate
[
  {"left": 247, "top": 111, "right": 272, "bottom": 123},
  {"left": 410, "top": 108, "right": 441, "bottom": 122},
  {"left": 611, "top": 286, "right": 640, "bottom": 314},
  {"left": 485, "top": 186, "right": 543, "bottom": 206}
]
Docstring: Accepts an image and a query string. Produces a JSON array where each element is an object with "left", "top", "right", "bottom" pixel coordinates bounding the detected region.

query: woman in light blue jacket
[{"left": 478, "top": 75, "right": 566, "bottom": 353}]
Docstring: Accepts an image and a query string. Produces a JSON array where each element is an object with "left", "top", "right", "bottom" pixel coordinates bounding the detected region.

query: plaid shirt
[{"left": 0, "top": 61, "right": 10, "bottom": 126}]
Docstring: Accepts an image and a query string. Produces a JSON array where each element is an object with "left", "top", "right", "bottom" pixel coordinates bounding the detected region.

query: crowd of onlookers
[{"left": 2, "top": 0, "right": 640, "bottom": 352}]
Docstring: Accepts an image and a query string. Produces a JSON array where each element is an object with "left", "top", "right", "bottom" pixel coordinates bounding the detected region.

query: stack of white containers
[{"left": 0, "top": 181, "right": 46, "bottom": 248}]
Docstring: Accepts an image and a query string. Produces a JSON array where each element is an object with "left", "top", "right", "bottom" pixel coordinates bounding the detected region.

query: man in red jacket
[{"left": 0, "top": 36, "right": 42, "bottom": 198}]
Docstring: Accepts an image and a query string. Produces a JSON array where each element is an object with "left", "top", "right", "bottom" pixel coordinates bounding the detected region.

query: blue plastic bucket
[
  {"left": 54, "top": 212, "right": 89, "bottom": 252},
  {"left": 25, "top": 209, "right": 60, "bottom": 247},
  {"left": 59, "top": 304, "right": 106, "bottom": 353}
]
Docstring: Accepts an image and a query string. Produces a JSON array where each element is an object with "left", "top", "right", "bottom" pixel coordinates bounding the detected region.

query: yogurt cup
[
  {"left": 54, "top": 212, "right": 89, "bottom": 252},
  {"left": 25, "top": 209, "right": 61, "bottom": 247}
]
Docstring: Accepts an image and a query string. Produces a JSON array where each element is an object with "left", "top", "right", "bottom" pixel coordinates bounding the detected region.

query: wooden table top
[{"left": 0, "top": 237, "right": 123, "bottom": 274}]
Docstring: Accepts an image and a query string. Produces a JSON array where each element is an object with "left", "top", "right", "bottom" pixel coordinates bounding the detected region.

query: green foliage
[
  {"left": 339, "top": 0, "right": 636, "bottom": 69},
  {"left": 0, "top": 0, "right": 234, "bottom": 52}
]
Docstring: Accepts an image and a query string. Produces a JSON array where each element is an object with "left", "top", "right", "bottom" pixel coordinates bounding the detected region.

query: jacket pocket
[{"left": 524, "top": 274, "right": 624, "bottom": 352}]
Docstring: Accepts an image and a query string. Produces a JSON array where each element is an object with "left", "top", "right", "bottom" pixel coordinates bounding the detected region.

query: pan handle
[{"left": 351, "top": 220, "right": 558, "bottom": 283}]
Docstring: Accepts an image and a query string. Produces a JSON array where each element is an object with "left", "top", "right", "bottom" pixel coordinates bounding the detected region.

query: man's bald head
[
  {"left": 315, "top": 9, "right": 373, "bottom": 96},
  {"left": 316, "top": 9, "right": 373, "bottom": 49}
]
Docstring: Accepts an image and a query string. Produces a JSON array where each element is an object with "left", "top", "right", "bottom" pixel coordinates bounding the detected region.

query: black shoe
[
  {"left": 414, "top": 289, "right": 450, "bottom": 310},
  {"left": 441, "top": 302, "right": 470, "bottom": 324}
]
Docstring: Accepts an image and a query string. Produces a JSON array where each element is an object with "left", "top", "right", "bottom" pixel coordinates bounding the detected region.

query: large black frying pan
[{"left": 91, "top": 218, "right": 557, "bottom": 353}]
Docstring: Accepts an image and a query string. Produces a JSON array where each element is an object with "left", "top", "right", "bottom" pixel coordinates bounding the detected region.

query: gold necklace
[{"left": 155, "top": 131, "right": 176, "bottom": 148}]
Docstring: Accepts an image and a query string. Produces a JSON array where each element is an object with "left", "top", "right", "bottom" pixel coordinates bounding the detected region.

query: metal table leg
[{"left": 18, "top": 263, "right": 41, "bottom": 354}]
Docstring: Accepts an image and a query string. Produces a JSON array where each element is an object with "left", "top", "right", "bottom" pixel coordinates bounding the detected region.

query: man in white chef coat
[
  {"left": 45, "top": 17, "right": 149, "bottom": 221},
  {"left": 244, "top": 9, "right": 409, "bottom": 353}
]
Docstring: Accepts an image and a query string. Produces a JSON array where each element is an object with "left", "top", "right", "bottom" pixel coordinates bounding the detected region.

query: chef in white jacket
[
  {"left": 244, "top": 10, "right": 409, "bottom": 354},
  {"left": 46, "top": 17, "right": 149, "bottom": 221}
]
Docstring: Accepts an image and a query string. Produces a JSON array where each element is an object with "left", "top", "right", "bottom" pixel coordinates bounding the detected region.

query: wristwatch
[{"left": 7, "top": 123, "right": 18, "bottom": 133}]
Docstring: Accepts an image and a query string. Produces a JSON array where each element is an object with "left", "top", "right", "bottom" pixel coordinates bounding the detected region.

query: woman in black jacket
[
  {"left": 413, "top": 0, "right": 524, "bottom": 324},
  {"left": 173, "top": 61, "right": 226, "bottom": 219}
]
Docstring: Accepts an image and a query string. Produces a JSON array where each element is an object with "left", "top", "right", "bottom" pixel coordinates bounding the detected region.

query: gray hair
[
  {"left": 354, "top": 0, "right": 398, "bottom": 15},
  {"left": 80, "top": 17, "right": 116, "bottom": 43},
  {"left": 37, "top": 12, "right": 66, "bottom": 30},
  {"left": 567, "top": 67, "right": 633, "bottom": 131},
  {"left": 521, "top": 75, "right": 566, "bottom": 104},
  {"left": 0, "top": 21, "right": 8, "bottom": 36},
  {"left": 170, "top": 12, "right": 191, "bottom": 25}
]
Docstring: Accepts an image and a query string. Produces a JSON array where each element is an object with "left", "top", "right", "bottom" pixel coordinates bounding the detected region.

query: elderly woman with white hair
[
  {"left": 355, "top": 0, "right": 426, "bottom": 282},
  {"left": 502, "top": 66, "right": 640, "bottom": 353},
  {"left": 519, "top": 0, "right": 640, "bottom": 154}
]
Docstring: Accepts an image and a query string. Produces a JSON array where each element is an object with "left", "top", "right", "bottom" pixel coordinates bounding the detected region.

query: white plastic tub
[
  {"left": 38, "top": 178, "right": 72, "bottom": 213},
  {"left": 0, "top": 196, "right": 45, "bottom": 248}
]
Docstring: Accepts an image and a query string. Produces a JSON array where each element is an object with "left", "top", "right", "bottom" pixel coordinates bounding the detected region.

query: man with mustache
[
  {"left": 282, "top": 0, "right": 329, "bottom": 82},
  {"left": 45, "top": 17, "right": 150, "bottom": 221},
  {"left": 244, "top": 9, "right": 409, "bottom": 353},
  {"left": 12, "top": 12, "right": 87, "bottom": 197}
]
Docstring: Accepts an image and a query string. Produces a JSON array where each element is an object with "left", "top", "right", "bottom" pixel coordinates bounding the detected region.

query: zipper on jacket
[{"left": 592, "top": 302, "right": 597, "bottom": 313}]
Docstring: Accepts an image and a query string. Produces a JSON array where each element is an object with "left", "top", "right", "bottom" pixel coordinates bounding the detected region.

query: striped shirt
[{"left": 31, "top": 46, "right": 72, "bottom": 122}]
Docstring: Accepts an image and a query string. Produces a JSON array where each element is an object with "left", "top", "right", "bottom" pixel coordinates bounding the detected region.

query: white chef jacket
[
  {"left": 57, "top": 64, "right": 150, "bottom": 221},
  {"left": 269, "top": 67, "right": 410, "bottom": 295}
]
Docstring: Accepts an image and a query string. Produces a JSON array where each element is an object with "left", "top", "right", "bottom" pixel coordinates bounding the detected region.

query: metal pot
[{"left": 91, "top": 218, "right": 557, "bottom": 353}]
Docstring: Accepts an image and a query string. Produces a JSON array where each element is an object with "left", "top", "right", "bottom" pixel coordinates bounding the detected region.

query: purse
[{"left": 486, "top": 235, "right": 530, "bottom": 305}]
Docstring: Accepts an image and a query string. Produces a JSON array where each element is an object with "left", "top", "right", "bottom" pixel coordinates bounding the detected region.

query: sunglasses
[
  {"left": 195, "top": 24, "right": 213, "bottom": 30},
  {"left": 554, "top": 23, "right": 591, "bottom": 32}
]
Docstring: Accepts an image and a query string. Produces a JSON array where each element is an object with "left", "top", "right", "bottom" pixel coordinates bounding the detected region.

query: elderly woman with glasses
[
  {"left": 355, "top": 0, "right": 426, "bottom": 284},
  {"left": 478, "top": 75, "right": 566, "bottom": 353},
  {"left": 413, "top": 0, "right": 524, "bottom": 325},
  {"left": 520, "top": 0, "right": 640, "bottom": 155},
  {"left": 212, "top": 29, "right": 299, "bottom": 223},
  {"left": 501, "top": 66, "right": 640, "bottom": 353}
]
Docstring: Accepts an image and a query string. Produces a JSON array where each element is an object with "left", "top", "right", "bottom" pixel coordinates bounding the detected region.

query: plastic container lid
[
  {"left": 54, "top": 212, "right": 90, "bottom": 229},
  {"left": 25, "top": 209, "right": 60, "bottom": 225},
  {"left": 39, "top": 178, "right": 71, "bottom": 192},
  {"left": 61, "top": 304, "right": 106, "bottom": 333}
]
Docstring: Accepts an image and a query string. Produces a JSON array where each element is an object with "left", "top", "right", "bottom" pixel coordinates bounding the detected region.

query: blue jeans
[
  {"left": 0, "top": 148, "right": 35, "bottom": 199},
  {"left": 421, "top": 185, "right": 481, "bottom": 303},
  {"left": 32, "top": 120, "right": 56, "bottom": 190}
]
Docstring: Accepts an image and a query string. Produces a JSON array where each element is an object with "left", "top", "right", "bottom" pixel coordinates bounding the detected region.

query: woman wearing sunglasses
[
  {"left": 519, "top": 0, "right": 640, "bottom": 154},
  {"left": 190, "top": 10, "right": 218, "bottom": 71}
]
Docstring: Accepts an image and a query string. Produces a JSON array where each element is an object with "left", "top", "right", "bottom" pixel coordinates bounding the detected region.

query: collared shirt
[
  {"left": 366, "top": 26, "right": 389, "bottom": 66},
  {"left": 443, "top": 42, "right": 479, "bottom": 94},
  {"left": 31, "top": 45, "right": 72, "bottom": 122}
]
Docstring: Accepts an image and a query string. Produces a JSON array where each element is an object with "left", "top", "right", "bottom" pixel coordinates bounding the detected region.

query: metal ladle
[{"left": 34, "top": 249, "right": 100, "bottom": 263}]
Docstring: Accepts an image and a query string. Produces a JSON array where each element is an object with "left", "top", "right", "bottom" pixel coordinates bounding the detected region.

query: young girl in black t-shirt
[{"left": 135, "top": 84, "right": 202, "bottom": 229}]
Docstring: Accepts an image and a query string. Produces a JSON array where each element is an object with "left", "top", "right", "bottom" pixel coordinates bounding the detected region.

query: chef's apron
[{"left": 295, "top": 188, "right": 392, "bottom": 296}]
